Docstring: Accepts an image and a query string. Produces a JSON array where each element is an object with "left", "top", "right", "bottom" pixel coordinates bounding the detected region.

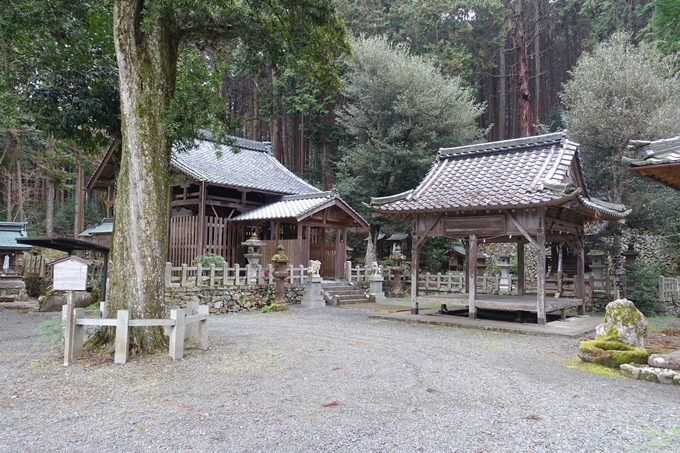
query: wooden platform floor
[{"left": 416, "top": 293, "right": 583, "bottom": 313}]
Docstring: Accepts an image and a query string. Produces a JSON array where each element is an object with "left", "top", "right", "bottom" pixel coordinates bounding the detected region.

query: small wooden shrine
[{"left": 88, "top": 134, "right": 366, "bottom": 279}]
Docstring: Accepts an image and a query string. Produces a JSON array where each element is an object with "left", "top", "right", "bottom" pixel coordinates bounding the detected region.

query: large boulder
[
  {"left": 595, "top": 298, "right": 647, "bottom": 347},
  {"left": 39, "top": 291, "right": 93, "bottom": 312}
]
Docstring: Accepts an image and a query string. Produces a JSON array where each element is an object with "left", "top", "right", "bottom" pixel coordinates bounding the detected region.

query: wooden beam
[
  {"left": 171, "top": 199, "right": 199, "bottom": 207},
  {"left": 197, "top": 181, "right": 206, "bottom": 257},
  {"left": 536, "top": 226, "right": 546, "bottom": 325},
  {"left": 411, "top": 232, "right": 420, "bottom": 314},
  {"left": 414, "top": 212, "right": 444, "bottom": 250},
  {"left": 503, "top": 209, "right": 539, "bottom": 250},
  {"left": 468, "top": 234, "right": 477, "bottom": 319},
  {"left": 545, "top": 217, "right": 580, "bottom": 235}
]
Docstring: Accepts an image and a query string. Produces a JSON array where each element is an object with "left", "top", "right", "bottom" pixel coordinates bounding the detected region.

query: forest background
[{"left": 1, "top": 0, "right": 680, "bottom": 275}]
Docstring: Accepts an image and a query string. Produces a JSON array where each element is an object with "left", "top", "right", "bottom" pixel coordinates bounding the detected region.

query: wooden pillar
[
  {"left": 536, "top": 227, "right": 546, "bottom": 325},
  {"left": 107, "top": 186, "right": 114, "bottom": 217},
  {"left": 468, "top": 234, "right": 477, "bottom": 319},
  {"left": 411, "top": 232, "right": 419, "bottom": 314},
  {"left": 576, "top": 239, "right": 585, "bottom": 315},
  {"left": 197, "top": 181, "right": 207, "bottom": 257},
  {"left": 517, "top": 239, "right": 525, "bottom": 296},
  {"left": 335, "top": 227, "right": 342, "bottom": 280}
]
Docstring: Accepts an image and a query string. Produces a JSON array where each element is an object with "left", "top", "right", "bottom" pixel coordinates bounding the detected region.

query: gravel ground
[{"left": 1, "top": 305, "right": 678, "bottom": 453}]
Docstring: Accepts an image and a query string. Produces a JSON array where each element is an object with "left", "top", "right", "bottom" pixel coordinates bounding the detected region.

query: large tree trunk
[
  {"left": 111, "top": 0, "right": 178, "bottom": 353},
  {"left": 514, "top": 0, "right": 533, "bottom": 137}
]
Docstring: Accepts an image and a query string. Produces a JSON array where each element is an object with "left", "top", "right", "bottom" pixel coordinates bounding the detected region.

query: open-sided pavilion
[{"left": 370, "top": 131, "right": 629, "bottom": 325}]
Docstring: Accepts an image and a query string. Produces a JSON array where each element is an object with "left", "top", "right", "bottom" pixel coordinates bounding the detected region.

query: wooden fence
[
  {"left": 22, "top": 253, "right": 105, "bottom": 286},
  {"left": 345, "top": 262, "right": 595, "bottom": 297},
  {"left": 165, "top": 262, "right": 311, "bottom": 288},
  {"left": 660, "top": 276, "right": 680, "bottom": 302},
  {"left": 62, "top": 301, "right": 208, "bottom": 365}
]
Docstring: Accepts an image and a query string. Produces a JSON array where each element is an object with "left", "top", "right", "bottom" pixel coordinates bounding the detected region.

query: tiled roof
[
  {"left": 0, "top": 222, "right": 32, "bottom": 250},
  {"left": 232, "top": 191, "right": 368, "bottom": 227},
  {"left": 624, "top": 136, "right": 680, "bottom": 190},
  {"left": 371, "top": 131, "right": 629, "bottom": 219},
  {"left": 171, "top": 137, "right": 320, "bottom": 195},
  {"left": 79, "top": 218, "right": 113, "bottom": 237},
  {"left": 624, "top": 136, "right": 680, "bottom": 167}
]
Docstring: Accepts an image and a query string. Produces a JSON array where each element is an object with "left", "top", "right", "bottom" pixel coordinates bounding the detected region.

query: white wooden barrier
[
  {"left": 62, "top": 301, "right": 209, "bottom": 365},
  {"left": 165, "top": 262, "right": 310, "bottom": 288}
]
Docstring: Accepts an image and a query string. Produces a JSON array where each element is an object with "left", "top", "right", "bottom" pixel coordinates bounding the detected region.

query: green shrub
[
  {"left": 24, "top": 277, "right": 48, "bottom": 298},
  {"left": 192, "top": 253, "right": 226, "bottom": 268},
  {"left": 624, "top": 260, "right": 671, "bottom": 316}
]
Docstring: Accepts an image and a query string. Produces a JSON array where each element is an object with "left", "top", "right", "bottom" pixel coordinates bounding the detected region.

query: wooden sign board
[
  {"left": 53, "top": 256, "right": 91, "bottom": 291},
  {"left": 443, "top": 215, "right": 506, "bottom": 236}
]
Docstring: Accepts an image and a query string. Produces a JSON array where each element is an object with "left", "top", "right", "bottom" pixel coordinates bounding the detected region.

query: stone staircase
[{"left": 321, "top": 282, "right": 369, "bottom": 305}]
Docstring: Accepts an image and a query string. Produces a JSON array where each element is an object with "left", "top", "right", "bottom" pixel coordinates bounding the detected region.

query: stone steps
[{"left": 321, "top": 282, "right": 368, "bottom": 305}]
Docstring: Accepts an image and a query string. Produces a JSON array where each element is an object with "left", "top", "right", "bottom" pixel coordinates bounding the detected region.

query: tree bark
[
  {"left": 16, "top": 156, "right": 24, "bottom": 222},
  {"left": 111, "top": 0, "right": 178, "bottom": 352},
  {"left": 46, "top": 179, "right": 54, "bottom": 237},
  {"left": 73, "top": 164, "right": 84, "bottom": 238},
  {"left": 514, "top": 0, "right": 533, "bottom": 137},
  {"left": 534, "top": 0, "right": 541, "bottom": 124},
  {"left": 498, "top": 43, "right": 506, "bottom": 140}
]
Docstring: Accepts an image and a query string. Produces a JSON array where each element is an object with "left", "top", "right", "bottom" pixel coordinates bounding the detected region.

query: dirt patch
[{"left": 646, "top": 318, "right": 680, "bottom": 354}]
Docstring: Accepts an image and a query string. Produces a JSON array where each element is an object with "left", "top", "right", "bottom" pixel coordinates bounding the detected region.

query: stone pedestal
[
  {"left": 368, "top": 274, "right": 385, "bottom": 302},
  {"left": 301, "top": 276, "right": 325, "bottom": 308}
]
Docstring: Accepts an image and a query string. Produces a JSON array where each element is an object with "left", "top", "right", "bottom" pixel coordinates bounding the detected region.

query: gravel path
[{"left": 1, "top": 306, "right": 678, "bottom": 453}]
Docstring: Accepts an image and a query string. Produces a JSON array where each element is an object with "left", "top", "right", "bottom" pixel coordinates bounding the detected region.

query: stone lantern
[
  {"left": 622, "top": 243, "right": 639, "bottom": 265},
  {"left": 389, "top": 246, "right": 407, "bottom": 297},
  {"left": 242, "top": 235, "right": 266, "bottom": 284},
  {"left": 270, "top": 245, "right": 290, "bottom": 311},
  {"left": 497, "top": 249, "right": 512, "bottom": 292},
  {"left": 588, "top": 250, "right": 606, "bottom": 290}
]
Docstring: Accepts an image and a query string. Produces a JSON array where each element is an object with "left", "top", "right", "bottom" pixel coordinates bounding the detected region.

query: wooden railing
[
  {"left": 62, "top": 301, "right": 208, "bottom": 365},
  {"left": 660, "top": 276, "right": 680, "bottom": 302},
  {"left": 165, "top": 262, "right": 310, "bottom": 288}
]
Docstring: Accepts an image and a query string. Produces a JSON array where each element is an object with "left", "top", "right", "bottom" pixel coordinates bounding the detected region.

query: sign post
[{"left": 53, "top": 256, "right": 91, "bottom": 366}]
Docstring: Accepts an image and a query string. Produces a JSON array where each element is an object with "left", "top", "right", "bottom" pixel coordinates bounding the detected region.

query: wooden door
[{"left": 309, "top": 227, "right": 336, "bottom": 278}]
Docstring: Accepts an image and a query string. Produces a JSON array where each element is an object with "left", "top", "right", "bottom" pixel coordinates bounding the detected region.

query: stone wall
[
  {"left": 0, "top": 280, "right": 28, "bottom": 303},
  {"left": 164, "top": 284, "right": 306, "bottom": 314}
]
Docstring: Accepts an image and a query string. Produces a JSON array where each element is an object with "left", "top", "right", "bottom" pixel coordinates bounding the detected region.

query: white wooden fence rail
[{"left": 165, "top": 262, "right": 310, "bottom": 288}]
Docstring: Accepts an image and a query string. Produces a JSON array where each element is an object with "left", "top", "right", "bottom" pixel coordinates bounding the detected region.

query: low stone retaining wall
[
  {"left": 164, "top": 284, "right": 306, "bottom": 314},
  {"left": 0, "top": 280, "right": 28, "bottom": 303}
]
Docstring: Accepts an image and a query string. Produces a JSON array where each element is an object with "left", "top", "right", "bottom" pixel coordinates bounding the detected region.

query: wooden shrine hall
[
  {"left": 88, "top": 134, "right": 367, "bottom": 280},
  {"left": 370, "top": 131, "right": 630, "bottom": 325}
]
